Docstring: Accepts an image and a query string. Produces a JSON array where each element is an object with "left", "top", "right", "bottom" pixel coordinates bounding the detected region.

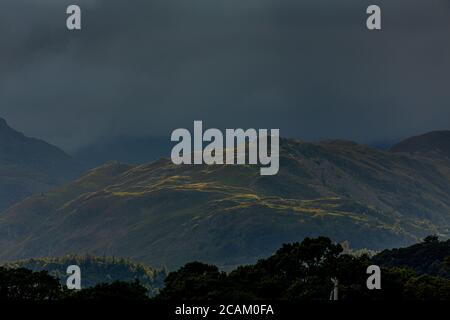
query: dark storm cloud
[{"left": 1, "top": 0, "right": 450, "bottom": 151}]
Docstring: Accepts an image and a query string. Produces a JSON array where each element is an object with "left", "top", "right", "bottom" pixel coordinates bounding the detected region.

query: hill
[
  {"left": 390, "top": 130, "right": 450, "bottom": 159},
  {"left": 1, "top": 136, "right": 450, "bottom": 268},
  {"left": 0, "top": 117, "right": 80, "bottom": 211}
]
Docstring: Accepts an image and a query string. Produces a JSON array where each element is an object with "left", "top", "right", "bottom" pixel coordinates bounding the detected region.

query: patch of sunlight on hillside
[{"left": 112, "top": 191, "right": 148, "bottom": 197}]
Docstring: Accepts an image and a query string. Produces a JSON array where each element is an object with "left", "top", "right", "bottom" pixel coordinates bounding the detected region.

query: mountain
[
  {"left": 390, "top": 131, "right": 450, "bottom": 159},
  {"left": 0, "top": 117, "right": 80, "bottom": 211},
  {"left": 1, "top": 136, "right": 449, "bottom": 269}
]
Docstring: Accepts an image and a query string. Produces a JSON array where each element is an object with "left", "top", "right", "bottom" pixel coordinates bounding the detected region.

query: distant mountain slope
[
  {"left": 0, "top": 118, "right": 71, "bottom": 173},
  {"left": 390, "top": 131, "right": 450, "bottom": 159},
  {"left": 0, "top": 117, "right": 81, "bottom": 211},
  {"left": 1, "top": 137, "right": 450, "bottom": 269},
  {"left": 2, "top": 255, "right": 166, "bottom": 295}
]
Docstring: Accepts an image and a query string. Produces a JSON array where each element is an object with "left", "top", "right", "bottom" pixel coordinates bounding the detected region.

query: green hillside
[{"left": 1, "top": 138, "right": 450, "bottom": 268}]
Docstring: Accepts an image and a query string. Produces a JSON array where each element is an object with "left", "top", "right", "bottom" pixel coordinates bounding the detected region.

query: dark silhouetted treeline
[
  {"left": 3, "top": 255, "right": 167, "bottom": 296},
  {"left": 156, "top": 236, "right": 450, "bottom": 300},
  {"left": 1, "top": 236, "right": 450, "bottom": 300},
  {"left": 373, "top": 235, "right": 450, "bottom": 278}
]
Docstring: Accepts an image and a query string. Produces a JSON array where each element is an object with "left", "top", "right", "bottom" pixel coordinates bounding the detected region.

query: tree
[
  {"left": 423, "top": 235, "right": 439, "bottom": 244},
  {"left": 68, "top": 280, "right": 149, "bottom": 300},
  {"left": 0, "top": 267, "right": 63, "bottom": 300},
  {"left": 157, "top": 262, "right": 227, "bottom": 300}
]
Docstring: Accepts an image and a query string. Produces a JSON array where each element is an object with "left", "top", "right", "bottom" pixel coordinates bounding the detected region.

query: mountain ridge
[
  {"left": 0, "top": 117, "right": 81, "bottom": 211},
  {"left": 1, "top": 135, "right": 449, "bottom": 268},
  {"left": 390, "top": 130, "right": 450, "bottom": 159}
]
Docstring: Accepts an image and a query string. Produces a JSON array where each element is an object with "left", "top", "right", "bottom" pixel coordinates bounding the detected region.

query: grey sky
[{"left": 1, "top": 0, "right": 449, "bottom": 152}]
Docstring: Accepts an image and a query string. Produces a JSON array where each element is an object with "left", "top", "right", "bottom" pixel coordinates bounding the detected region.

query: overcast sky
[{"left": 1, "top": 0, "right": 449, "bottom": 152}]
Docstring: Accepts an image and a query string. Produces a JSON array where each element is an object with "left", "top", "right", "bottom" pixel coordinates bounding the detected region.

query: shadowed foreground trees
[
  {"left": 2, "top": 237, "right": 450, "bottom": 301},
  {"left": 157, "top": 237, "right": 450, "bottom": 301},
  {"left": 0, "top": 267, "right": 149, "bottom": 301},
  {"left": 157, "top": 237, "right": 374, "bottom": 300},
  {"left": 373, "top": 236, "right": 450, "bottom": 278},
  {"left": 4, "top": 255, "right": 166, "bottom": 296},
  {"left": 0, "top": 267, "right": 63, "bottom": 300},
  {"left": 68, "top": 280, "right": 149, "bottom": 300}
]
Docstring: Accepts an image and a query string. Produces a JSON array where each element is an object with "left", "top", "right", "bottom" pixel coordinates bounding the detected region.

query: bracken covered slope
[{"left": 1, "top": 138, "right": 450, "bottom": 268}]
